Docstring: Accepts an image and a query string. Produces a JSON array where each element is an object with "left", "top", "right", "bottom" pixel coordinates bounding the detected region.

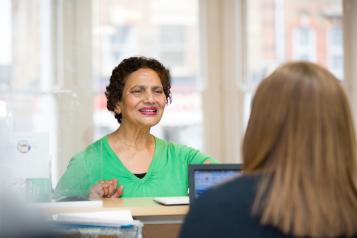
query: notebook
[{"left": 188, "top": 164, "right": 242, "bottom": 204}]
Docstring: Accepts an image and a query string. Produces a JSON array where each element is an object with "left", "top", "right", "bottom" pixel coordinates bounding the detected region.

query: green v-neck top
[{"left": 54, "top": 136, "right": 216, "bottom": 199}]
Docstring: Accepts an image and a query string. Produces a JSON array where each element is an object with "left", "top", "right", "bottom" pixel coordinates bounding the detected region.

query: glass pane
[
  {"left": 0, "top": 0, "right": 11, "bottom": 90},
  {"left": 0, "top": 0, "right": 59, "bottom": 201},
  {"left": 0, "top": 0, "right": 55, "bottom": 91},
  {"left": 0, "top": 93, "right": 54, "bottom": 201},
  {"left": 245, "top": 0, "right": 343, "bottom": 120},
  {"left": 92, "top": 0, "right": 203, "bottom": 150}
]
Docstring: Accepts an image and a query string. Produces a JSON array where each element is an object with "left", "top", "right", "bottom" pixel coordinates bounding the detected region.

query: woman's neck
[{"left": 111, "top": 125, "right": 153, "bottom": 150}]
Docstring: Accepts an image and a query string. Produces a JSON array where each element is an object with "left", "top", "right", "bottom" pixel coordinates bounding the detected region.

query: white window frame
[
  {"left": 54, "top": 0, "right": 93, "bottom": 180},
  {"left": 199, "top": 0, "right": 246, "bottom": 163},
  {"left": 343, "top": 0, "right": 357, "bottom": 131}
]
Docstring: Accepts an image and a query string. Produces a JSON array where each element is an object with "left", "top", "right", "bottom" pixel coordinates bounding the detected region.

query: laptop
[{"left": 188, "top": 164, "right": 242, "bottom": 204}]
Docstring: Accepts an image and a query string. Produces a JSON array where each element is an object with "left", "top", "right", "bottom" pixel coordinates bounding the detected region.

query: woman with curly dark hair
[{"left": 54, "top": 56, "right": 216, "bottom": 200}]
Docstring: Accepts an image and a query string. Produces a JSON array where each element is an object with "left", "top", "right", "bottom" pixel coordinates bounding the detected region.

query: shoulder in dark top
[
  {"left": 180, "top": 175, "right": 295, "bottom": 238},
  {"left": 180, "top": 175, "right": 357, "bottom": 238}
]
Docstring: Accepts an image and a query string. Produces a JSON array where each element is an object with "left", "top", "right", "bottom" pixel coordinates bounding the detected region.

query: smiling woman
[
  {"left": 54, "top": 56, "right": 217, "bottom": 201},
  {"left": 114, "top": 68, "right": 167, "bottom": 129}
]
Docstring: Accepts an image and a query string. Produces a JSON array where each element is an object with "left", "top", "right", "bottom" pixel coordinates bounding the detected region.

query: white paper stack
[{"left": 52, "top": 210, "right": 134, "bottom": 227}]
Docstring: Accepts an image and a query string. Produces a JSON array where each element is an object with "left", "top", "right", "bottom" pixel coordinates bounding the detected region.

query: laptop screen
[{"left": 188, "top": 164, "right": 242, "bottom": 204}]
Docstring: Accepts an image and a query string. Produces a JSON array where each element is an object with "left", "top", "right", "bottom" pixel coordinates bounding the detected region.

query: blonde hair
[{"left": 243, "top": 61, "right": 357, "bottom": 237}]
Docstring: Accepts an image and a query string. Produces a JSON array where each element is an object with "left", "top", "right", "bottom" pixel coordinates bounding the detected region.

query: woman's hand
[{"left": 89, "top": 179, "right": 124, "bottom": 200}]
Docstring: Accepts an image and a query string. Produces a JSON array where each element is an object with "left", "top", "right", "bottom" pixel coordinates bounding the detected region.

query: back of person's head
[{"left": 243, "top": 61, "right": 357, "bottom": 237}]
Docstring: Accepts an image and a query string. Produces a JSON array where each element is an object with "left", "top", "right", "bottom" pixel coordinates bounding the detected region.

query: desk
[
  {"left": 44, "top": 198, "right": 189, "bottom": 238},
  {"left": 105, "top": 198, "right": 188, "bottom": 238}
]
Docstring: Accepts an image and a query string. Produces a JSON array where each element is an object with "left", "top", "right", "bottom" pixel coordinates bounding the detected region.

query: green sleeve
[
  {"left": 183, "top": 145, "right": 218, "bottom": 164},
  {"left": 53, "top": 153, "right": 96, "bottom": 200}
]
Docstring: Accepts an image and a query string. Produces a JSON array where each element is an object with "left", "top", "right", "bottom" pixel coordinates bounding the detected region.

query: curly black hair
[{"left": 105, "top": 56, "right": 172, "bottom": 123}]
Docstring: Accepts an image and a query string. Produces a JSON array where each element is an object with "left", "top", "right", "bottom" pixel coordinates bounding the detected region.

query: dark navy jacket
[{"left": 180, "top": 175, "right": 357, "bottom": 238}]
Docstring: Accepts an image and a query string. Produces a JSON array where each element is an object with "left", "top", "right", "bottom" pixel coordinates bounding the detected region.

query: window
[
  {"left": 159, "top": 25, "right": 185, "bottom": 67},
  {"left": 293, "top": 26, "right": 316, "bottom": 61},
  {"left": 0, "top": 0, "right": 59, "bottom": 193},
  {"left": 327, "top": 27, "right": 343, "bottom": 79},
  {"left": 246, "top": 0, "right": 343, "bottom": 119}
]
